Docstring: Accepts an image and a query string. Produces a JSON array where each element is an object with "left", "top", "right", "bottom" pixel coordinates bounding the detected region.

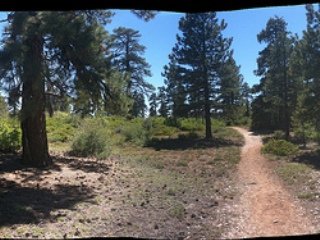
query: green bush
[
  {"left": 121, "top": 122, "right": 151, "bottom": 146},
  {"left": 147, "top": 117, "right": 178, "bottom": 137},
  {"left": 212, "top": 119, "right": 226, "bottom": 133},
  {"left": 164, "top": 117, "right": 180, "bottom": 128},
  {"left": 262, "top": 139, "right": 299, "bottom": 156},
  {"left": 273, "top": 130, "right": 286, "bottom": 140},
  {"left": 46, "top": 112, "right": 77, "bottom": 143},
  {"left": 71, "top": 118, "right": 111, "bottom": 159},
  {"left": 179, "top": 118, "right": 205, "bottom": 131},
  {"left": 0, "top": 118, "right": 21, "bottom": 152}
]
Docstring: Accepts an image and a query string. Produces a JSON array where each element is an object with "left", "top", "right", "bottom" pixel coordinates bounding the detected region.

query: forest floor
[
  {"left": 1, "top": 127, "right": 320, "bottom": 239},
  {"left": 224, "top": 127, "right": 318, "bottom": 238},
  {"left": 0, "top": 128, "right": 244, "bottom": 239}
]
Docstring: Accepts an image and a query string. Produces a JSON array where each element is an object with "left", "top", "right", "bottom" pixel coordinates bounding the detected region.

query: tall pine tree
[{"left": 165, "top": 13, "right": 232, "bottom": 139}]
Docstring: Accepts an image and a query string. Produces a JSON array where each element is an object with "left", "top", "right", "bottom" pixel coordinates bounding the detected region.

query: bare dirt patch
[{"left": 225, "top": 127, "right": 316, "bottom": 238}]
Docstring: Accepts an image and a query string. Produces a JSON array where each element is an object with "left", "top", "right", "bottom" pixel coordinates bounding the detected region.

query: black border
[{"left": 1, "top": 0, "right": 320, "bottom": 12}]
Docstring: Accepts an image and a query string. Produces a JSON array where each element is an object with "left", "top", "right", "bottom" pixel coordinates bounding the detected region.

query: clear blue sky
[{"left": 0, "top": 5, "right": 311, "bottom": 92}]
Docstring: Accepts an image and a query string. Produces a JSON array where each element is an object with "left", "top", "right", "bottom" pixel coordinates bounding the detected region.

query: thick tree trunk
[{"left": 21, "top": 34, "right": 51, "bottom": 167}]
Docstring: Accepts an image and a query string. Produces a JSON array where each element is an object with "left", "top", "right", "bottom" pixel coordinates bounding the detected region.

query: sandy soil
[{"left": 226, "top": 127, "right": 316, "bottom": 238}]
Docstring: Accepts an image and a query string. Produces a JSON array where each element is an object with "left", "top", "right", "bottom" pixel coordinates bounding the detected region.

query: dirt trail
[{"left": 227, "top": 127, "right": 315, "bottom": 238}]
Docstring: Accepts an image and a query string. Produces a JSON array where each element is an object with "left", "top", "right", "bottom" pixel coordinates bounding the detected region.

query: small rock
[
  {"left": 154, "top": 224, "right": 159, "bottom": 229},
  {"left": 191, "top": 213, "right": 196, "bottom": 218},
  {"left": 273, "top": 219, "right": 279, "bottom": 223}
]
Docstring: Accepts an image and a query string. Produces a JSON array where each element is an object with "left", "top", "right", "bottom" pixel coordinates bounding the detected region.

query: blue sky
[
  {"left": 108, "top": 4, "right": 309, "bottom": 89},
  {"left": 0, "top": 5, "right": 310, "bottom": 92}
]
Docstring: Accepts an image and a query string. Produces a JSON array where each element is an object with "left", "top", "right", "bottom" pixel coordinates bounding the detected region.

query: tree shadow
[
  {"left": 0, "top": 153, "right": 111, "bottom": 176},
  {"left": 292, "top": 150, "right": 320, "bottom": 170},
  {"left": 146, "top": 135, "right": 241, "bottom": 151},
  {"left": 0, "top": 178, "right": 95, "bottom": 227},
  {"left": 53, "top": 155, "right": 112, "bottom": 173},
  {"left": 0, "top": 153, "right": 62, "bottom": 177}
]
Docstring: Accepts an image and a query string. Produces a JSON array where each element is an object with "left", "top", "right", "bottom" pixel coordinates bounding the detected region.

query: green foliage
[
  {"left": 252, "top": 17, "right": 297, "bottom": 133},
  {"left": 46, "top": 112, "right": 77, "bottom": 143},
  {"left": 211, "top": 119, "right": 226, "bottom": 132},
  {"left": 262, "top": 139, "right": 299, "bottom": 156},
  {"left": 0, "top": 118, "right": 21, "bottom": 152},
  {"left": 179, "top": 118, "right": 205, "bottom": 131},
  {"left": 276, "top": 162, "right": 311, "bottom": 185},
  {"left": 71, "top": 118, "right": 111, "bottom": 159},
  {"left": 147, "top": 117, "right": 178, "bottom": 137},
  {"left": 273, "top": 130, "right": 286, "bottom": 140},
  {"left": 0, "top": 96, "right": 8, "bottom": 117},
  {"left": 121, "top": 122, "right": 151, "bottom": 146}
]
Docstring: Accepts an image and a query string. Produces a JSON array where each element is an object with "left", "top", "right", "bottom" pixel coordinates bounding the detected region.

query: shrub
[
  {"left": 121, "top": 122, "right": 150, "bottom": 146},
  {"left": 179, "top": 118, "right": 205, "bottom": 131},
  {"left": 46, "top": 112, "right": 77, "bottom": 143},
  {"left": 273, "top": 130, "right": 286, "bottom": 140},
  {"left": 0, "top": 118, "right": 21, "bottom": 152},
  {"left": 164, "top": 117, "right": 181, "bottom": 128},
  {"left": 212, "top": 119, "right": 226, "bottom": 133},
  {"left": 262, "top": 139, "right": 299, "bottom": 156},
  {"left": 146, "top": 117, "right": 178, "bottom": 137},
  {"left": 70, "top": 118, "right": 111, "bottom": 159}
]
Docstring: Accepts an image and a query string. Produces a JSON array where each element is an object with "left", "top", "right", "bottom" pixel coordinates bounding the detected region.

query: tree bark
[
  {"left": 21, "top": 34, "right": 51, "bottom": 167},
  {"left": 204, "top": 79, "right": 212, "bottom": 139}
]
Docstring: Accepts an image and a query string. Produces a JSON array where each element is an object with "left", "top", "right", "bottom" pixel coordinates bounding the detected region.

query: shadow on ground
[
  {"left": 0, "top": 178, "right": 95, "bottom": 226},
  {"left": 293, "top": 150, "right": 320, "bottom": 170},
  {"left": 146, "top": 135, "right": 242, "bottom": 151},
  {"left": 53, "top": 155, "right": 112, "bottom": 173},
  {"left": 0, "top": 153, "right": 109, "bottom": 227}
]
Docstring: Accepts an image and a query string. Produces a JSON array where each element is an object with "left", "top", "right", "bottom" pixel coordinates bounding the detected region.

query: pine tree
[
  {"left": 110, "top": 27, "right": 154, "bottom": 117},
  {"left": 157, "top": 86, "right": 169, "bottom": 117},
  {"left": 162, "top": 54, "right": 188, "bottom": 118},
  {"left": 0, "top": 11, "right": 113, "bottom": 167},
  {"left": 166, "top": 13, "right": 232, "bottom": 139},
  {"left": 252, "top": 16, "right": 296, "bottom": 137},
  {"left": 241, "top": 82, "right": 252, "bottom": 117},
  {"left": 218, "top": 56, "right": 244, "bottom": 124},
  {"left": 296, "top": 4, "right": 320, "bottom": 135},
  {"left": 148, "top": 92, "right": 158, "bottom": 117}
]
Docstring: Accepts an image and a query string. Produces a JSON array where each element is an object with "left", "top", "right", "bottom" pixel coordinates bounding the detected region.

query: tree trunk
[
  {"left": 204, "top": 80, "right": 212, "bottom": 139},
  {"left": 21, "top": 34, "right": 51, "bottom": 167},
  {"left": 283, "top": 41, "right": 290, "bottom": 140}
]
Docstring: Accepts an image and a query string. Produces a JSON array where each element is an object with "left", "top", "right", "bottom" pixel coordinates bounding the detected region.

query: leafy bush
[
  {"left": 164, "top": 117, "right": 180, "bottom": 128},
  {"left": 262, "top": 139, "right": 299, "bottom": 156},
  {"left": 121, "top": 122, "right": 151, "bottom": 146},
  {"left": 212, "top": 119, "right": 226, "bottom": 133},
  {"left": 0, "top": 118, "right": 21, "bottom": 152},
  {"left": 147, "top": 117, "right": 178, "bottom": 137},
  {"left": 46, "top": 112, "right": 77, "bottom": 143},
  {"left": 71, "top": 118, "right": 111, "bottom": 159},
  {"left": 179, "top": 118, "right": 205, "bottom": 131},
  {"left": 273, "top": 130, "right": 286, "bottom": 140}
]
